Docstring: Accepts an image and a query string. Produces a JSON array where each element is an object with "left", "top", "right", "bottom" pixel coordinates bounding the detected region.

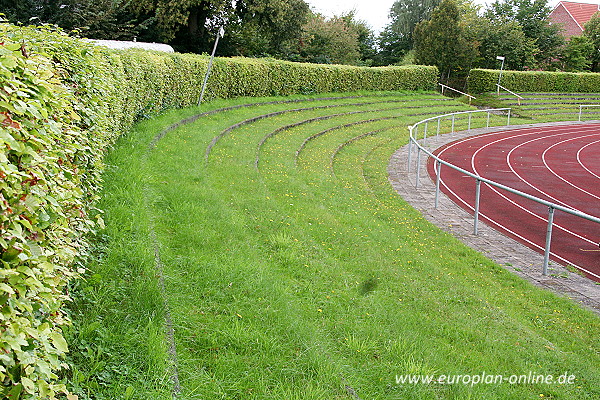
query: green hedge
[
  {"left": 467, "top": 68, "right": 600, "bottom": 93},
  {"left": 0, "top": 23, "right": 438, "bottom": 399},
  {"left": 206, "top": 57, "right": 439, "bottom": 97}
]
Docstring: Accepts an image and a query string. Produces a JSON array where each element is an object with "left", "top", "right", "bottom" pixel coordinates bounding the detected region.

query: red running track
[{"left": 427, "top": 123, "right": 600, "bottom": 282}]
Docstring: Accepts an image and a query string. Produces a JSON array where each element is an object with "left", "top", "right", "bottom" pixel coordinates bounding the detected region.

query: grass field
[{"left": 67, "top": 92, "right": 600, "bottom": 400}]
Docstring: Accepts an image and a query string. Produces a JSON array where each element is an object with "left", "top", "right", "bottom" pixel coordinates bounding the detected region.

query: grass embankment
[{"left": 69, "top": 92, "right": 600, "bottom": 399}]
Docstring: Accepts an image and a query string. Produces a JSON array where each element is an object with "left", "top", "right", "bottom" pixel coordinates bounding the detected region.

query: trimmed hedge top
[
  {"left": 0, "top": 23, "right": 438, "bottom": 399},
  {"left": 468, "top": 68, "right": 600, "bottom": 93},
  {"left": 185, "top": 56, "right": 439, "bottom": 99}
]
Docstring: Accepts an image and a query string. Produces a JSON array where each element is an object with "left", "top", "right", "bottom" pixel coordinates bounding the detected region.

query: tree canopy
[
  {"left": 0, "top": 0, "right": 592, "bottom": 74},
  {"left": 377, "top": 0, "right": 441, "bottom": 65},
  {"left": 129, "top": 0, "right": 311, "bottom": 54},
  {"left": 0, "top": 0, "right": 159, "bottom": 42},
  {"left": 485, "top": 0, "right": 564, "bottom": 66},
  {"left": 584, "top": 12, "right": 600, "bottom": 71},
  {"left": 413, "top": 0, "right": 476, "bottom": 80},
  {"left": 474, "top": 19, "right": 537, "bottom": 70}
]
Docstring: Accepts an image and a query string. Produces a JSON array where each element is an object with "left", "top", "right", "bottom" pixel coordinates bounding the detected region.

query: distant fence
[
  {"left": 439, "top": 83, "right": 476, "bottom": 104},
  {"left": 496, "top": 84, "right": 523, "bottom": 105},
  {"left": 578, "top": 104, "right": 600, "bottom": 121}
]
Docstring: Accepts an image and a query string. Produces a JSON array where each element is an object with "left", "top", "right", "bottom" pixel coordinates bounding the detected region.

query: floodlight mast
[
  {"left": 198, "top": 26, "right": 225, "bottom": 106},
  {"left": 496, "top": 56, "right": 505, "bottom": 95}
]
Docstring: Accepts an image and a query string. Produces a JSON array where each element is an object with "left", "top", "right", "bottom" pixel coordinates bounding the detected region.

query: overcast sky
[{"left": 303, "top": 0, "right": 582, "bottom": 34}]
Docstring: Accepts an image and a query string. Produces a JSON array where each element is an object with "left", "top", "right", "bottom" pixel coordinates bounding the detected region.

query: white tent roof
[{"left": 85, "top": 39, "right": 175, "bottom": 53}]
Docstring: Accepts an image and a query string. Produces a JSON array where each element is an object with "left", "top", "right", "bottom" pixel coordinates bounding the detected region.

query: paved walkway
[{"left": 388, "top": 121, "right": 600, "bottom": 315}]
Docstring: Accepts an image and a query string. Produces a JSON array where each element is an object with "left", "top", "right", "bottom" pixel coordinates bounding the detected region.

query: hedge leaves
[{"left": 0, "top": 23, "right": 437, "bottom": 399}]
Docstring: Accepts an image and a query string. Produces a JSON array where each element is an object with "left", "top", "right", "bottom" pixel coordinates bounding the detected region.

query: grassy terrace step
[
  {"left": 499, "top": 96, "right": 600, "bottom": 101},
  {"left": 517, "top": 100, "right": 600, "bottom": 105},
  {"left": 473, "top": 92, "right": 600, "bottom": 122},
  {"left": 70, "top": 91, "right": 600, "bottom": 400},
  {"left": 512, "top": 92, "right": 600, "bottom": 96}
]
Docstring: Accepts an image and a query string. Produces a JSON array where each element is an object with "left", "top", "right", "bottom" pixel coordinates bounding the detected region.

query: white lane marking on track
[
  {"left": 438, "top": 124, "right": 600, "bottom": 160},
  {"left": 471, "top": 131, "right": 598, "bottom": 246},
  {"left": 503, "top": 131, "right": 599, "bottom": 208},
  {"left": 577, "top": 139, "right": 600, "bottom": 181},
  {"left": 437, "top": 177, "right": 600, "bottom": 280},
  {"left": 541, "top": 134, "right": 600, "bottom": 201},
  {"left": 435, "top": 124, "right": 600, "bottom": 278},
  {"left": 438, "top": 125, "right": 600, "bottom": 207}
]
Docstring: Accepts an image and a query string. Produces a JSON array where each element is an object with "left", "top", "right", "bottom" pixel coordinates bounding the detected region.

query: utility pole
[
  {"left": 496, "top": 56, "right": 505, "bottom": 95},
  {"left": 198, "top": 26, "right": 225, "bottom": 106}
]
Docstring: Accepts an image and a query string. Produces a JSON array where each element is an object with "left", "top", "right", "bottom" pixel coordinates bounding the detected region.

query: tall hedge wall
[
  {"left": 467, "top": 68, "right": 600, "bottom": 93},
  {"left": 0, "top": 23, "right": 438, "bottom": 399}
]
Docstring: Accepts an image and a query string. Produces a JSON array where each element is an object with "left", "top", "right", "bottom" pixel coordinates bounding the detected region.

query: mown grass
[
  {"left": 68, "top": 91, "right": 600, "bottom": 399},
  {"left": 472, "top": 92, "right": 600, "bottom": 121}
]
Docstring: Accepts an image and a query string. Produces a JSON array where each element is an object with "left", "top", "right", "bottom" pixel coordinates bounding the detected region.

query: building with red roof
[{"left": 549, "top": 1, "right": 600, "bottom": 38}]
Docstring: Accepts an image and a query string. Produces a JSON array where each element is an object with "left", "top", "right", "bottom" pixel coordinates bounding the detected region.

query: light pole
[
  {"left": 198, "top": 26, "right": 225, "bottom": 106},
  {"left": 496, "top": 56, "right": 505, "bottom": 95}
]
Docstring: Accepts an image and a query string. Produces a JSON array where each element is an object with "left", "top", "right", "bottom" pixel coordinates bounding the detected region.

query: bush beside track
[
  {"left": 0, "top": 22, "right": 438, "bottom": 399},
  {"left": 468, "top": 68, "right": 600, "bottom": 93}
]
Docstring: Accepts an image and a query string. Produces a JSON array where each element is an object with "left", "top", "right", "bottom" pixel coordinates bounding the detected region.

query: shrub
[
  {"left": 467, "top": 68, "right": 600, "bottom": 93},
  {"left": 0, "top": 23, "right": 438, "bottom": 399},
  {"left": 0, "top": 24, "right": 97, "bottom": 399}
]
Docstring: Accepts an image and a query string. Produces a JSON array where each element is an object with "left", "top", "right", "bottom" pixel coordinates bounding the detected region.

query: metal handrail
[
  {"left": 407, "top": 108, "right": 600, "bottom": 277},
  {"left": 439, "top": 83, "right": 476, "bottom": 104},
  {"left": 496, "top": 84, "right": 523, "bottom": 105},
  {"left": 578, "top": 104, "right": 600, "bottom": 121}
]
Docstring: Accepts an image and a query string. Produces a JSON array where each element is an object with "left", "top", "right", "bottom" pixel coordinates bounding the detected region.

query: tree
[
  {"left": 584, "top": 12, "right": 600, "bottom": 71},
  {"left": 56, "top": 0, "right": 158, "bottom": 41},
  {"left": 377, "top": 0, "right": 441, "bottom": 65},
  {"left": 0, "top": 0, "right": 159, "bottom": 42},
  {"left": 0, "top": 0, "right": 61, "bottom": 24},
  {"left": 413, "top": 0, "right": 476, "bottom": 80},
  {"left": 132, "top": 0, "right": 310, "bottom": 54},
  {"left": 220, "top": 0, "right": 310, "bottom": 57},
  {"left": 472, "top": 18, "right": 537, "bottom": 70},
  {"left": 558, "top": 36, "right": 593, "bottom": 72},
  {"left": 485, "top": 0, "right": 564, "bottom": 66},
  {"left": 341, "top": 11, "right": 378, "bottom": 65},
  {"left": 296, "top": 13, "right": 362, "bottom": 65}
]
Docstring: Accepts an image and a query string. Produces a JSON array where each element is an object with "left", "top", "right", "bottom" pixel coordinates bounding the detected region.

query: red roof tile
[{"left": 559, "top": 1, "right": 600, "bottom": 29}]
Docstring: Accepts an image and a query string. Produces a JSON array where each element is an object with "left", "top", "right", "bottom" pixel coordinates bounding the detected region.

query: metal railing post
[
  {"left": 468, "top": 113, "right": 472, "bottom": 131},
  {"left": 438, "top": 83, "right": 476, "bottom": 102},
  {"left": 543, "top": 206, "right": 555, "bottom": 276},
  {"left": 404, "top": 107, "right": 600, "bottom": 282},
  {"left": 486, "top": 112, "right": 490, "bottom": 128},
  {"left": 474, "top": 179, "right": 482, "bottom": 235},
  {"left": 435, "top": 160, "right": 442, "bottom": 209},
  {"left": 437, "top": 117, "right": 441, "bottom": 137},
  {"left": 407, "top": 128, "right": 413, "bottom": 173},
  {"left": 579, "top": 105, "right": 583, "bottom": 122},
  {"left": 424, "top": 122, "right": 428, "bottom": 141},
  {"left": 415, "top": 147, "right": 422, "bottom": 188}
]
